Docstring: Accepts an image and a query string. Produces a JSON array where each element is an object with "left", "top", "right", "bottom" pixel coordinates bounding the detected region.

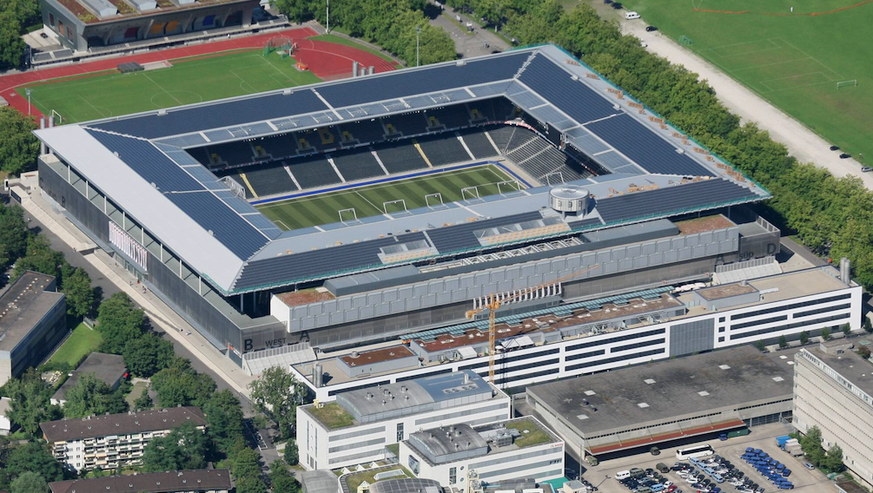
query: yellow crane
[{"left": 465, "top": 264, "right": 600, "bottom": 382}]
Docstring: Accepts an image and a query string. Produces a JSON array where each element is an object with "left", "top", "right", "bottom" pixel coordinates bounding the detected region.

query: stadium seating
[
  {"left": 287, "top": 155, "right": 343, "bottom": 189},
  {"left": 504, "top": 128, "right": 538, "bottom": 155},
  {"left": 337, "top": 120, "right": 386, "bottom": 146},
  {"left": 257, "top": 135, "right": 300, "bottom": 161},
  {"left": 187, "top": 146, "right": 216, "bottom": 167},
  {"left": 487, "top": 126, "right": 518, "bottom": 153},
  {"left": 416, "top": 134, "right": 471, "bottom": 166},
  {"left": 373, "top": 141, "right": 429, "bottom": 174},
  {"left": 236, "top": 162, "right": 299, "bottom": 197},
  {"left": 383, "top": 112, "right": 429, "bottom": 137},
  {"left": 459, "top": 128, "right": 500, "bottom": 159},
  {"left": 204, "top": 141, "right": 258, "bottom": 167},
  {"left": 331, "top": 148, "right": 387, "bottom": 182},
  {"left": 423, "top": 106, "right": 472, "bottom": 131}
]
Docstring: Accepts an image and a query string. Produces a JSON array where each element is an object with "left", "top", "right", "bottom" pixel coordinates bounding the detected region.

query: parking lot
[{"left": 585, "top": 424, "right": 828, "bottom": 493}]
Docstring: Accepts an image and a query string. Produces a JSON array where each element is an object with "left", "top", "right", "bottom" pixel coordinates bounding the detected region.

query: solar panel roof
[{"left": 34, "top": 44, "right": 768, "bottom": 294}]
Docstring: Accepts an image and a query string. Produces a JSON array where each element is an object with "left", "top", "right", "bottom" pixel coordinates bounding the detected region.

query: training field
[
  {"left": 615, "top": 0, "right": 873, "bottom": 162},
  {"left": 257, "top": 165, "right": 520, "bottom": 230},
  {"left": 18, "top": 50, "right": 321, "bottom": 123}
]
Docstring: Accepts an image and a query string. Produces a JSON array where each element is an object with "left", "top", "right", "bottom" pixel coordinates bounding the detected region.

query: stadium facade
[
  {"left": 40, "top": 0, "right": 259, "bottom": 53},
  {"left": 33, "top": 45, "right": 862, "bottom": 382}
]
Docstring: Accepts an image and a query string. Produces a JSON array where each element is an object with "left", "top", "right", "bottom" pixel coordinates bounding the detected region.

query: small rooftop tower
[{"left": 549, "top": 185, "right": 590, "bottom": 217}]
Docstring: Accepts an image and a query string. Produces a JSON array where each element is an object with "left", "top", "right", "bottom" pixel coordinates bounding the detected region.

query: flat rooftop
[
  {"left": 527, "top": 345, "right": 796, "bottom": 436},
  {"left": 54, "top": 0, "right": 254, "bottom": 24},
  {"left": 802, "top": 339, "right": 873, "bottom": 397},
  {"left": 340, "top": 345, "right": 415, "bottom": 367},
  {"left": 51, "top": 352, "right": 126, "bottom": 403},
  {"left": 695, "top": 282, "right": 758, "bottom": 300},
  {"left": 0, "top": 272, "right": 63, "bottom": 352},
  {"left": 295, "top": 265, "right": 852, "bottom": 387}
]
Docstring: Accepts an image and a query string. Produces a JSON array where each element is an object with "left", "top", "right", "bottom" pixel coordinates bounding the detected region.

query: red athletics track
[{"left": 0, "top": 26, "right": 398, "bottom": 118}]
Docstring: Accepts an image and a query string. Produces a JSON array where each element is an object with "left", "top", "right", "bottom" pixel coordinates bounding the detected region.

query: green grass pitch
[
  {"left": 19, "top": 50, "right": 321, "bottom": 123},
  {"left": 612, "top": 0, "right": 873, "bottom": 163},
  {"left": 256, "top": 165, "right": 520, "bottom": 230}
]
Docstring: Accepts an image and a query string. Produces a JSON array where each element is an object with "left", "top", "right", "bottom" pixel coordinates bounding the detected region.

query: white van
[
  {"left": 615, "top": 470, "right": 631, "bottom": 480},
  {"left": 625, "top": 11, "right": 640, "bottom": 20}
]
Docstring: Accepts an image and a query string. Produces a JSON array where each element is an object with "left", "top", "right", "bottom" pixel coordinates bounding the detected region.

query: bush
[
  {"left": 858, "top": 345, "right": 871, "bottom": 359},
  {"left": 800, "top": 331, "right": 810, "bottom": 345},
  {"left": 821, "top": 327, "right": 831, "bottom": 341}
]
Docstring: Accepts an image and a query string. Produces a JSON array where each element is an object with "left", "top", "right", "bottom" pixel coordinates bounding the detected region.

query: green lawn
[
  {"left": 308, "top": 402, "right": 355, "bottom": 429},
  {"left": 610, "top": 0, "right": 873, "bottom": 163},
  {"left": 344, "top": 467, "right": 413, "bottom": 493},
  {"left": 312, "top": 33, "right": 397, "bottom": 63},
  {"left": 47, "top": 322, "right": 103, "bottom": 368},
  {"left": 19, "top": 50, "right": 321, "bottom": 124},
  {"left": 256, "top": 165, "right": 519, "bottom": 230},
  {"left": 511, "top": 419, "right": 553, "bottom": 448}
]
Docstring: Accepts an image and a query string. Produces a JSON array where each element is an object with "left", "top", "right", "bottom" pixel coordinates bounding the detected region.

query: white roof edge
[{"left": 34, "top": 125, "right": 243, "bottom": 291}]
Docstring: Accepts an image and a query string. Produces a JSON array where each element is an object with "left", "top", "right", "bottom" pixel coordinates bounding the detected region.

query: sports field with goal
[
  {"left": 256, "top": 165, "right": 521, "bottom": 230},
  {"left": 17, "top": 50, "right": 321, "bottom": 123},
  {"left": 613, "top": 0, "right": 873, "bottom": 163}
]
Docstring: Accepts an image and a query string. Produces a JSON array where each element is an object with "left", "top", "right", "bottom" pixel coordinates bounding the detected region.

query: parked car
[
  {"left": 861, "top": 167, "right": 872, "bottom": 172},
  {"left": 829, "top": 145, "right": 840, "bottom": 151},
  {"left": 646, "top": 25, "right": 658, "bottom": 32},
  {"left": 612, "top": 2, "right": 624, "bottom": 9},
  {"left": 840, "top": 153, "right": 851, "bottom": 159}
]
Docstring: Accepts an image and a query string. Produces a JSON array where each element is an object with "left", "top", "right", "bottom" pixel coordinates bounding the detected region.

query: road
[
  {"left": 603, "top": 8, "right": 873, "bottom": 190},
  {"left": 426, "top": 1, "right": 509, "bottom": 58}
]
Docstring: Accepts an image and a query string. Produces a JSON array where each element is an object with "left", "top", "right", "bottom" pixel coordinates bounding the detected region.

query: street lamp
[
  {"left": 595, "top": 475, "right": 610, "bottom": 489},
  {"left": 25, "top": 88, "right": 32, "bottom": 116},
  {"left": 416, "top": 25, "right": 422, "bottom": 67},
  {"left": 326, "top": 0, "right": 329, "bottom": 33}
]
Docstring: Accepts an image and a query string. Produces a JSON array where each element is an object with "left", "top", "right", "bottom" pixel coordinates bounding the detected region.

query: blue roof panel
[
  {"left": 316, "top": 53, "right": 528, "bottom": 108},
  {"left": 585, "top": 114, "right": 715, "bottom": 177},
  {"left": 90, "top": 90, "right": 327, "bottom": 139}
]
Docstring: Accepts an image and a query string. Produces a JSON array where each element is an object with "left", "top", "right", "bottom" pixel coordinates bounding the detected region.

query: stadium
[{"left": 33, "top": 44, "right": 861, "bottom": 384}]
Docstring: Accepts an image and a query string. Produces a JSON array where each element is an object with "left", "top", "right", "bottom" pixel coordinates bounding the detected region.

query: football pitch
[
  {"left": 614, "top": 0, "right": 873, "bottom": 162},
  {"left": 256, "top": 165, "right": 520, "bottom": 231},
  {"left": 18, "top": 50, "right": 321, "bottom": 123}
]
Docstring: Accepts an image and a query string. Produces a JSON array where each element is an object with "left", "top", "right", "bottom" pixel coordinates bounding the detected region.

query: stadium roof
[{"left": 34, "top": 44, "right": 768, "bottom": 294}]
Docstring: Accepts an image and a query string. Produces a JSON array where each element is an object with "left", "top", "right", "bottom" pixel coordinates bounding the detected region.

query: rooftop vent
[
  {"left": 637, "top": 402, "right": 649, "bottom": 409},
  {"left": 584, "top": 390, "right": 596, "bottom": 396},
  {"left": 644, "top": 379, "right": 656, "bottom": 385},
  {"left": 698, "top": 391, "right": 710, "bottom": 397},
  {"left": 719, "top": 364, "right": 731, "bottom": 370},
  {"left": 772, "top": 376, "right": 785, "bottom": 382}
]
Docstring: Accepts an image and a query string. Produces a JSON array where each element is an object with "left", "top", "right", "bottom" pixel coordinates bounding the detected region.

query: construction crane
[{"left": 465, "top": 264, "right": 600, "bottom": 382}]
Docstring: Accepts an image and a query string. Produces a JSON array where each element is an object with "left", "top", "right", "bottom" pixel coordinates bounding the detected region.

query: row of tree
[
  {"left": 799, "top": 426, "right": 843, "bottom": 472},
  {"left": 273, "top": 0, "right": 456, "bottom": 66},
  {"left": 447, "top": 0, "right": 873, "bottom": 293}
]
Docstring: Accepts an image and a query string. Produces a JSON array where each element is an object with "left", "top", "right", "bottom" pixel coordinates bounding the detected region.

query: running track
[{"left": 1, "top": 26, "right": 397, "bottom": 119}]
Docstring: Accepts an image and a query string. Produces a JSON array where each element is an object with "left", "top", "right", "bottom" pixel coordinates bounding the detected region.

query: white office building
[
  {"left": 400, "top": 418, "right": 564, "bottom": 488},
  {"left": 297, "top": 370, "right": 510, "bottom": 471}
]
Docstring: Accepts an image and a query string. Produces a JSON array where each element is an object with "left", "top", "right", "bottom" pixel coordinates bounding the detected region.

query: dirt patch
[
  {"left": 675, "top": 214, "right": 735, "bottom": 234},
  {"left": 276, "top": 288, "right": 335, "bottom": 307}
]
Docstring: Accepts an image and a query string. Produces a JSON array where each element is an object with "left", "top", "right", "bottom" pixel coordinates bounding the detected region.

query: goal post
[
  {"left": 496, "top": 180, "right": 521, "bottom": 195},
  {"left": 461, "top": 186, "right": 481, "bottom": 202},
  {"left": 338, "top": 208, "right": 358, "bottom": 223},
  {"left": 51, "top": 109, "right": 63, "bottom": 125},
  {"left": 424, "top": 193, "right": 444, "bottom": 209},
  {"left": 836, "top": 80, "right": 858, "bottom": 89},
  {"left": 382, "top": 199, "right": 408, "bottom": 215}
]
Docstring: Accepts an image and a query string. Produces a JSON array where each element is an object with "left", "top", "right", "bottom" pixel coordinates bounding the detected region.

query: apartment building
[
  {"left": 40, "top": 407, "right": 207, "bottom": 472},
  {"left": 49, "top": 470, "right": 232, "bottom": 493},
  {"left": 297, "top": 370, "right": 510, "bottom": 471},
  {"left": 794, "top": 340, "right": 873, "bottom": 490}
]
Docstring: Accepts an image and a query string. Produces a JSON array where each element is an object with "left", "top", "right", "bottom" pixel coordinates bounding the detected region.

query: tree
[
  {"left": 778, "top": 335, "right": 788, "bottom": 349},
  {"left": 800, "top": 426, "right": 825, "bottom": 467},
  {"left": 842, "top": 324, "right": 851, "bottom": 336},
  {"left": 249, "top": 366, "right": 310, "bottom": 440},
  {"left": 141, "top": 422, "right": 208, "bottom": 472},
  {"left": 755, "top": 339, "right": 766, "bottom": 351},
  {"left": 62, "top": 373, "right": 128, "bottom": 418},
  {"left": 4, "top": 369, "right": 62, "bottom": 435},
  {"left": 96, "top": 292, "right": 146, "bottom": 354},
  {"left": 10, "top": 472, "right": 47, "bottom": 493},
  {"left": 0, "top": 442, "right": 64, "bottom": 487},
  {"left": 134, "top": 386, "right": 153, "bottom": 411},
  {"left": 203, "top": 390, "right": 245, "bottom": 454},
  {"left": 283, "top": 439, "right": 299, "bottom": 466},
  {"left": 0, "top": 205, "right": 30, "bottom": 268},
  {"left": 62, "top": 268, "right": 94, "bottom": 318},
  {"left": 122, "top": 332, "right": 175, "bottom": 378},
  {"left": 12, "top": 235, "right": 67, "bottom": 281},
  {"left": 800, "top": 331, "right": 810, "bottom": 345},
  {"left": 235, "top": 477, "right": 268, "bottom": 493},
  {"left": 821, "top": 327, "right": 831, "bottom": 341},
  {"left": 824, "top": 445, "right": 844, "bottom": 472},
  {"left": 231, "top": 446, "right": 262, "bottom": 480},
  {"left": 270, "top": 460, "right": 302, "bottom": 493},
  {"left": 0, "top": 12, "right": 26, "bottom": 73},
  {"left": 858, "top": 345, "right": 871, "bottom": 359},
  {"left": 864, "top": 316, "right": 872, "bottom": 333},
  {"left": 151, "top": 361, "right": 216, "bottom": 407}
]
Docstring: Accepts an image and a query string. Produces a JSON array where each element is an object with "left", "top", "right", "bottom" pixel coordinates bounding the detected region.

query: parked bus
[{"left": 676, "top": 444, "right": 714, "bottom": 460}]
